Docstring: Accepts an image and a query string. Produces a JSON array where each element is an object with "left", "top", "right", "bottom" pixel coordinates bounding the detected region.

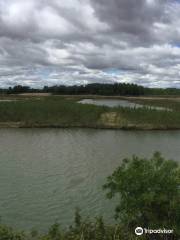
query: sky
[{"left": 0, "top": 0, "right": 180, "bottom": 88}]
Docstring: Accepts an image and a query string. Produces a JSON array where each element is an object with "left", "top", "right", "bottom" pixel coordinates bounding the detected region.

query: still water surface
[
  {"left": 0, "top": 128, "right": 179, "bottom": 231},
  {"left": 79, "top": 99, "right": 170, "bottom": 110}
]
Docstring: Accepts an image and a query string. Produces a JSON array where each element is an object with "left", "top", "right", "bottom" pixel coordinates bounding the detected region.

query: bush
[
  {"left": 0, "top": 225, "right": 26, "bottom": 240},
  {"left": 103, "top": 152, "right": 180, "bottom": 238}
]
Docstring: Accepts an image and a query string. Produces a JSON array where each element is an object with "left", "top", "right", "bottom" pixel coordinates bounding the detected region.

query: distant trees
[
  {"left": 1, "top": 83, "right": 180, "bottom": 96},
  {"left": 42, "top": 83, "right": 146, "bottom": 96},
  {"left": 103, "top": 152, "right": 180, "bottom": 239},
  {"left": 144, "top": 87, "right": 180, "bottom": 96},
  {"left": 7, "top": 85, "right": 32, "bottom": 94},
  {"left": 0, "top": 83, "right": 147, "bottom": 95}
]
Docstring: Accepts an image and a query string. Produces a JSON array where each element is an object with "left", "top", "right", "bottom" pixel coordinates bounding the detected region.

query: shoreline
[
  {"left": 0, "top": 122, "right": 179, "bottom": 130},
  {"left": 0, "top": 95, "right": 180, "bottom": 131}
]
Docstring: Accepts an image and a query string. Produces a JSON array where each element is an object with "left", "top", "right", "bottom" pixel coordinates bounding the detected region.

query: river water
[{"left": 0, "top": 128, "right": 179, "bottom": 231}]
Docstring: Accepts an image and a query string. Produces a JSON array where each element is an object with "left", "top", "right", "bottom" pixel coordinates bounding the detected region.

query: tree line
[{"left": 1, "top": 83, "right": 180, "bottom": 95}]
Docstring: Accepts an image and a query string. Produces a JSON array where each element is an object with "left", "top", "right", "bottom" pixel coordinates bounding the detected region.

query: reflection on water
[
  {"left": 0, "top": 128, "right": 179, "bottom": 230},
  {"left": 0, "top": 100, "right": 17, "bottom": 102},
  {"left": 78, "top": 99, "right": 171, "bottom": 111}
]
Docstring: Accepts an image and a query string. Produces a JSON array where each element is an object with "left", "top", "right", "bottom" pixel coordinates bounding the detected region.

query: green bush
[
  {"left": 0, "top": 225, "right": 26, "bottom": 240},
  {"left": 103, "top": 152, "right": 180, "bottom": 239}
]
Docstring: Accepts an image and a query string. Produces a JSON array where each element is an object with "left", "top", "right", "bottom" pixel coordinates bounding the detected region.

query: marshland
[{"left": 0, "top": 93, "right": 180, "bottom": 130}]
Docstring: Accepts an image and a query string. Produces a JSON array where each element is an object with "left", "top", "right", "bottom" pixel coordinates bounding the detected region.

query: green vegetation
[
  {"left": 131, "top": 98, "right": 180, "bottom": 112},
  {"left": 0, "top": 153, "right": 179, "bottom": 239},
  {"left": 0, "top": 96, "right": 180, "bottom": 129},
  {"left": 1, "top": 83, "right": 180, "bottom": 96},
  {"left": 104, "top": 152, "right": 180, "bottom": 239},
  {"left": 0, "top": 215, "right": 127, "bottom": 240},
  {"left": 0, "top": 83, "right": 147, "bottom": 96},
  {"left": 116, "top": 98, "right": 180, "bottom": 129},
  {"left": 0, "top": 97, "right": 108, "bottom": 127},
  {"left": 118, "top": 107, "right": 180, "bottom": 129}
]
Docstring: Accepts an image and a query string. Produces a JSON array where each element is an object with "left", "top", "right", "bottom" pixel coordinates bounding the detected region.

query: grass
[
  {"left": 0, "top": 96, "right": 108, "bottom": 127},
  {"left": 119, "top": 107, "right": 180, "bottom": 129},
  {"left": 132, "top": 98, "right": 180, "bottom": 112},
  {"left": 0, "top": 218, "right": 128, "bottom": 240},
  {"left": 0, "top": 95, "right": 180, "bottom": 129}
]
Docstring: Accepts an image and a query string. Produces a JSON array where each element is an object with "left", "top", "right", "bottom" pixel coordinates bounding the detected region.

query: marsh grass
[
  {"left": 0, "top": 97, "right": 108, "bottom": 127},
  {"left": 132, "top": 98, "right": 180, "bottom": 112},
  {"left": 0, "top": 218, "right": 135, "bottom": 240},
  {"left": 0, "top": 96, "right": 180, "bottom": 129},
  {"left": 118, "top": 107, "right": 180, "bottom": 128}
]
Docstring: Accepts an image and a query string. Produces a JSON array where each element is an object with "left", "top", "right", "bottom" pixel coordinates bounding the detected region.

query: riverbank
[
  {"left": 0, "top": 95, "right": 180, "bottom": 130},
  {"left": 1, "top": 120, "right": 180, "bottom": 130}
]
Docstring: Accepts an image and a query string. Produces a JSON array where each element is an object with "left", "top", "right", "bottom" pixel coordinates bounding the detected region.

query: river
[{"left": 0, "top": 128, "right": 179, "bottom": 231}]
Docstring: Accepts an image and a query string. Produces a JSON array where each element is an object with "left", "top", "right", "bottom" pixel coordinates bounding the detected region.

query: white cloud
[{"left": 0, "top": 0, "right": 180, "bottom": 88}]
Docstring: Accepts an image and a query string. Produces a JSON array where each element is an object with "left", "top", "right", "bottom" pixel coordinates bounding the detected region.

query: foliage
[
  {"left": 43, "top": 83, "right": 145, "bottom": 96},
  {"left": 1, "top": 83, "right": 145, "bottom": 96},
  {"left": 1, "top": 83, "right": 180, "bottom": 96},
  {"left": 0, "top": 96, "right": 180, "bottom": 129},
  {"left": 0, "top": 97, "right": 108, "bottom": 127},
  {"left": 0, "top": 214, "right": 130, "bottom": 240},
  {"left": 103, "top": 152, "right": 180, "bottom": 238},
  {"left": 119, "top": 106, "right": 180, "bottom": 129},
  {"left": 0, "top": 225, "right": 26, "bottom": 240}
]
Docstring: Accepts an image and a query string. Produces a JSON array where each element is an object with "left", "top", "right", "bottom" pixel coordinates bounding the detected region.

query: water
[
  {"left": 0, "top": 100, "right": 16, "bottom": 102},
  {"left": 78, "top": 99, "right": 170, "bottom": 111},
  {"left": 0, "top": 128, "right": 179, "bottom": 231}
]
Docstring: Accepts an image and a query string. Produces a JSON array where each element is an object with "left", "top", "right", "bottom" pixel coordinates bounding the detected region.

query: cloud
[{"left": 0, "top": 0, "right": 180, "bottom": 87}]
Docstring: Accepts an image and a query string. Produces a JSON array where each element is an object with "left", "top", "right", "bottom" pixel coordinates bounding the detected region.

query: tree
[{"left": 103, "top": 152, "right": 180, "bottom": 238}]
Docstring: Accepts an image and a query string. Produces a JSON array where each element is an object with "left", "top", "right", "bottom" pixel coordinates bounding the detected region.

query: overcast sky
[{"left": 0, "top": 0, "right": 180, "bottom": 88}]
